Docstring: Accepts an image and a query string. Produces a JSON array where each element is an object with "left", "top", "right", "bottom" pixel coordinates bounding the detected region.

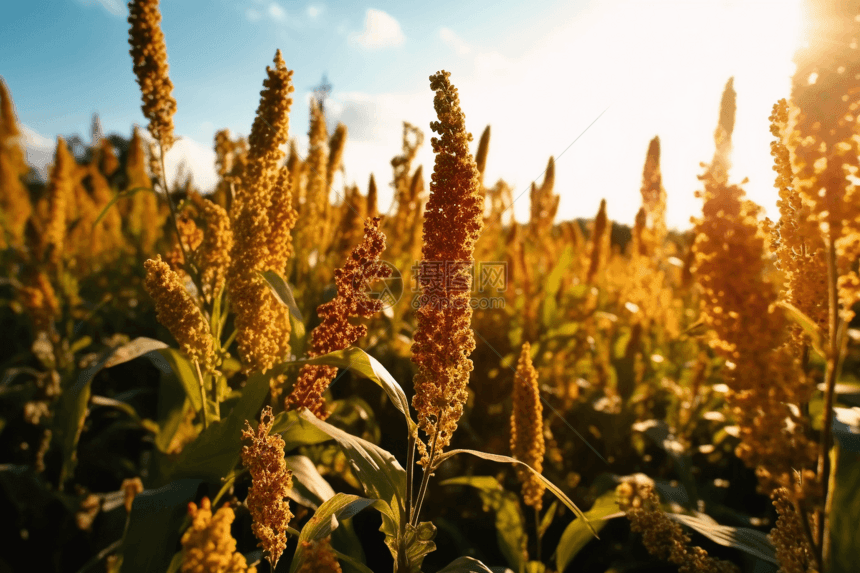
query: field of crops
[{"left": 1, "top": 1, "right": 859, "bottom": 572}]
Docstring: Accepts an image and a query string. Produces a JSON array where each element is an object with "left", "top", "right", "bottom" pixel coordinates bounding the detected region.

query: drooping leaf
[
  {"left": 665, "top": 513, "right": 778, "bottom": 564},
  {"left": 777, "top": 301, "right": 825, "bottom": 357},
  {"left": 441, "top": 476, "right": 527, "bottom": 572},
  {"left": 285, "top": 455, "right": 336, "bottom": 510},
  {"left": 285, "top": 348, "right": 416, "bottom": 432},
  {"left": 118, "top": 478, "right": 202, "bottom": 573},
  {"left": 103, "top": 337, "right": 168, "bottom": 368},
  {"left": 149, "top": 348, "right": 218, "bottom": 423},
  {"left": 288, "top": 493, "right": 383, "bottom": 573},
  {"left": 433, "top": 449, "right": 594, "bottom": 536},
  {"left": 555, "top": 489, "right": 624, "bottom": 571},
  {"left": 271, "top": 409, "right": 334, "bottom": 451},
  {"left": 297, "top": 410, "right": 405, "bottom": 516},
  {"left": 260, "top": 269, "right": 304, "bottom": 322},
  {"left": 297, "top": 410, "right": 411, "bottom": 568}
]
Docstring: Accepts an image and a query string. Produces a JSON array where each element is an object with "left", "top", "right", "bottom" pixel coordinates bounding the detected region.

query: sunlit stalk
[
  {"left": 411, "top": 423, "right": 440, "bottom": 528},
  {"left": 817, "top": 236, "right": 841, "bottom": 566},
  {"left": 405, "top": 430, "right": 416, "bottom": 524},
  {"left": 193, "top": 358, "right": 209, "bottom": 429}
]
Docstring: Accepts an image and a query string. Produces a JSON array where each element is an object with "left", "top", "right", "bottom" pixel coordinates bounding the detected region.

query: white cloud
[
  {"left": 306, "top": 4, "right": 323, "bottom": 20},
  {"left": 73, "top": 0, "right": 124, "bottom": 17},
  {"left": 439, "top": 27, "right": 471, "bottom": 56},
  {"left": 19, "top": 125, "right": 56, "bottom": 181},
  {"left": 135, "top": 131, "right": 219, "bottom": 193},
  {"left": 268, "top": 2, "right": 286, "bottom": 21},
  {"left": 351, "top": 9, "right": 404, "bottom": 50}
]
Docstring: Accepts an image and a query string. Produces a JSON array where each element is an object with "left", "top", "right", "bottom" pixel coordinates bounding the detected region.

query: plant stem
[
  {"left": 157, "top": 141, "right": 204, "bottom": 296},
  {"left": 193, "top": 359, "right": 209, "bottom": 429},
  {"left": 411, "top": 424, "right": 440, "bottom": 528},
  {"left": 404, "top": 429, "right": 416, "bottom": 525},
  {"left": 816, "top": 235, "right": 841, "bottom": 566},
  {"left": 534, "top": 505, "right": 542, "bottom": 563},
  {"left": 222, "top": 328, "right": 238, "bottom": 353}
]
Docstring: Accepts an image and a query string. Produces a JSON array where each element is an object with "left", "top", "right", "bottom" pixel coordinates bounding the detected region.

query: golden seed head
[
  {"left": 510, "top": 342, "right": 546, "bottom": 511},
  {"left": 297, "top": 537, "right": 343, "bottom": 573},
  {"left": 240, "top": 406, "right": 293, "bottom": 570},
  {"left": 19, "top": 271, "right": 60, "bottom": 335},
  {"left": 585, "top": 198, "right": 608, "bottom": 285},
  {"left": 40, "top": 137, "right": 77, "bottom": 265},
  {"left": 768, "top": 488, "right": 817, "bottom": 573},
  {"left": 411, "top": 70, "right": 484, "bottom": 464},
  {"left": 181, "top": 497, "right": 256, "bottom": 573},
  {"left": 620, "top": 485, "right": 740, "bottom": 573},
  {"left": 193, "top": 194, "right": 234, "bottom": 301},
  {"left": 143, "top": 255, "right": 215, "bottom": 371},
  {"left": 286, "top": 217, "right": 390, "bottom": 418},
  {"left": 228, "top": 52, "right": 295, "bottom": 374},
  {"left": 128, "top": 0, "right": 177, "bottom": 149}
]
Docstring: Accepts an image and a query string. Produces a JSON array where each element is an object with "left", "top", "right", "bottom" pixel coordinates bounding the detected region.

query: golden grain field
[{"left": 1, "top": 1, "right": 859, "bottom": 572}]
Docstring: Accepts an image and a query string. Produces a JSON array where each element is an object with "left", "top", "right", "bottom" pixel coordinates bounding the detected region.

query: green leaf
[
  {"left": 89, "top": 395, "right": 146, "bottom": 425},
  {"left": 51, "top": 346, "right": 116, "bottom": 488},
  {"left": 153, "top": 367, "right": 191, "bottom": 453},
  {"left": 285, "top": 455, "right": 335, "bottom": 509},
  {"left": 156, "top": 374, "right": 270, "bottom": 486},
  {"left": 436, "top": 557, "right": 496, "bottom": 573},
  {"left": 288, "top": 493, "right": 383, "bottom": 573},
  {"left": 285, "top": 348, "right": 416, "bottom": 431},
  {"left": 296, "top": 410, "right": 405, "bottom": 516},
  {"left": 555, "top": 489, "right": 623, "bottom": 571},
  {"left": 777, "top": 301, "right": 825, "bottom": 357},
  {"left": 297, "top": 410, "right": 410, "bottom": 568},
  {"left": 389, "top": 521, "right": 437, "bottom": 573},
  {"left": 433, "top": 449, "right": 595, "bottom": 536},
  {"left": 103, "top": 337, "right": 169, "bottom": 368},
  {"left": 441, "top": 476, "right": 527, "bottom": 572},
  {"left": 271, "top": 409, "right": 334, "bottom": 451},
  {"left": 283, "top": 452, "right": 375, "bottom": 571},
  {"left": 665, "top": 513, "right": 777, "bottom": 564},
  {"left": 260, "top": 269, "right": 304, "bottom": 322},
  {"left": 149, "top": 348, "right": 218, "bottom": 423},
  {"left": 538, "top": 500, "right": 558, "bottom": 538},
  {"left": 118, "top": 478, "right": 202, "bottom": 573}
]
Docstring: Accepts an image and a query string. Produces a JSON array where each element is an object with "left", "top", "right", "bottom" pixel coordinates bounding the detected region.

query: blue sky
[{"left": 1, "top": 0, "right": 804, "bottom": 229}]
